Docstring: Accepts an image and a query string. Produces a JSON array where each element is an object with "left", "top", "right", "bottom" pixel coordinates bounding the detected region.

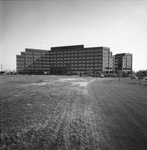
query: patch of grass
[{"left": 1, "top": 76, "right": 147, "bottom": 150}]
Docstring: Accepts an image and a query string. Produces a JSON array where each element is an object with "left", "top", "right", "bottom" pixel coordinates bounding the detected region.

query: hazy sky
[{"left": 0, "top": 0, "right": 147, "bottom": 71}]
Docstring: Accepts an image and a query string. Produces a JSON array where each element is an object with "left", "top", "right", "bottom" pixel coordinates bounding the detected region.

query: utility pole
[
  {"left": 118, "top": 70, "right": 122, "bottom": 82},
  {"left": 1, "top": 64, "right": 2, "bottom": 71}
]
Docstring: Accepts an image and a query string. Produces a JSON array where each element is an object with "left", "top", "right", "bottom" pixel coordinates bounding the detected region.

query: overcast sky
[{"left": 0, "top": 0, "right": 147, "bottom": 71}]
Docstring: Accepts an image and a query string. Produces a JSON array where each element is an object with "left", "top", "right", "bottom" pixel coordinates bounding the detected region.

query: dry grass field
[{"left": 0, "top": 75, "right": 147, "bottom": 150}]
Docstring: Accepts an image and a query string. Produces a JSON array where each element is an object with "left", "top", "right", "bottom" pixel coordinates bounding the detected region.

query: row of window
[
  {"left": 25, "top": 62, "right": 103, "bottom": 66},
  {"left": 22, "top": 56, "right": 104, "bottom": 61},
  {"left": 24, "top": 54, "right": 103, "bottom": 59},
  {"left": 23, "top": 50, "right": 103, "bottom": 55},
  {"left": 25, "top": 66, "right": 103, "bottom": 70},
  {"left": 25, "top": 63, "right": 103, "bottom": 67},
  {"left": 37, "top": 57, "right": 103, "bottom": 61},
  {"left": 23, "top": 60, "right": 103, "bottom": 64},
  {"left": 18, "top": 62, "right": 109, "bottom": 68},
  {"left": 26, "top": 59, "right": 103, "bottom": 62},
  {"left": 24, "top": 63, "right": 104, "bottom": 67}
]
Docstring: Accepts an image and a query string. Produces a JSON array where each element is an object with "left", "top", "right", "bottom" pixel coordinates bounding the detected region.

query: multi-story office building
[
  {"left": 114, "top": 53, "right": 132, "bottom": 74},
  {"left": 16, "top": 49, "right": 47, "bottom": 74},
  {"left": 16, "top": 45, "right": 115, "bottom": 75}
]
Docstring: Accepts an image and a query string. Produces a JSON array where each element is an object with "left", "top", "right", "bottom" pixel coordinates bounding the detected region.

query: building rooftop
[
  {"left": 25, "top": 48, "right": 48, "bottom": 52},
  {"left": 51, "top": 45, "right": 84, "bottom": 51}
]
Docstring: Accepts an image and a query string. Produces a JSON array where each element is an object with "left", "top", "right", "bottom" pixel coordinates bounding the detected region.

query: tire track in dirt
[
  {"left": 89, "top": 79, "right": 147, "bottom": 150},
  {"left": 88, "top": 82, "right": 114, "bottom": 150},
  {"left": 44, "top": 78, "right": 101, "bottom": 150}
]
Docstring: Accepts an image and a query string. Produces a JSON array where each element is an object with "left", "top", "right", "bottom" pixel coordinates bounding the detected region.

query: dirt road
[{"left": 1, "top": 76, "right": 147, "bottom": 150}]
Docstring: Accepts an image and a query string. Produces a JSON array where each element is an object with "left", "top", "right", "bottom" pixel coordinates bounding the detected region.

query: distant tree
[
  {"left": 137, "top": 71, "right": 143, "bottom": 84},
  {"left": 136, "top": 69, "right": 147, "bottom": 77},
  {"left": 142, "top": 70, "right": 147, "bottom": 76}
]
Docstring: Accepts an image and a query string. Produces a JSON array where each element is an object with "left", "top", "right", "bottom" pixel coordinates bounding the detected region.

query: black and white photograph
[{"left": 0, "top": 0, "right": 147, "bottom": 149}]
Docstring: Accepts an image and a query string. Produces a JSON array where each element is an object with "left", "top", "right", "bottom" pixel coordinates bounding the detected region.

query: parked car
[
  {"left": 100, "top": 74, "right": 104, "bottom": 78},
  {"left": 131, "top": 76, "right": 138, "bottom": 79},
  {"left": 89, "top": 74, "right": 98, "bottom": 77}
]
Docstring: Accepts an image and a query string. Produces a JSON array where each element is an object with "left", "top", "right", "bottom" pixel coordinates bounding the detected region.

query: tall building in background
[
  {"left": 16, "top": 45, "right": 114, "bottom": 75},
  {"left": 114, "top": 53, "right": 132, "bottom": 74}
]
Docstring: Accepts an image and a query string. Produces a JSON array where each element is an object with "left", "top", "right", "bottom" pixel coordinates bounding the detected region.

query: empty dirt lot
[{"left": 0, "top": 75, "right": 147, "bottom": 150}]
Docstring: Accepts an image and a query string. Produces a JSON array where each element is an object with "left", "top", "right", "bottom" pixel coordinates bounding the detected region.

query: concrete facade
[
  {"left": 114, "top": 53, "right": 132, "bottom": 74},
  {"left": 16, "top": 45, "right": 115, "bottom": 75},
  {"left": 16, "top": 45, "right": 132, "bottom": 75}
]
